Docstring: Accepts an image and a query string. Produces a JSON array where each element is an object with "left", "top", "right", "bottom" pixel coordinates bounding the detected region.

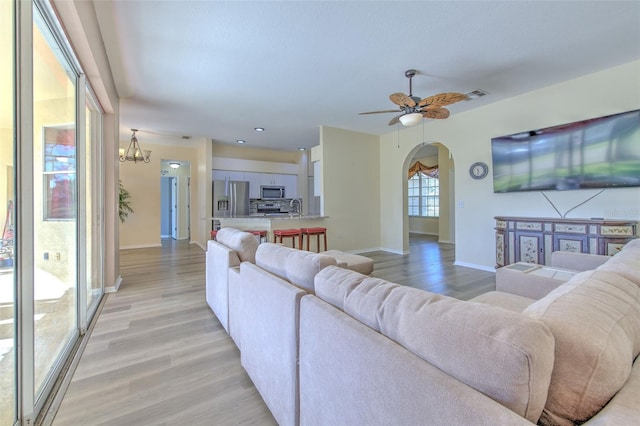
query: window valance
[{"left": 408, "top": 161, "right": 439, "bottom": 179}]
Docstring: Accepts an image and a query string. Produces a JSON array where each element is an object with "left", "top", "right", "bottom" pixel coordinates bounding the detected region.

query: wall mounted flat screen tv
[{"left": 492, "top": 109, "right": 640, "bottom": 193}]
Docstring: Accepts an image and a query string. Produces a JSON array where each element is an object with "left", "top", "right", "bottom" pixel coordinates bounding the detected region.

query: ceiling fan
[{"left": 359, "top": 69, "right": 467, "bottom": 126}]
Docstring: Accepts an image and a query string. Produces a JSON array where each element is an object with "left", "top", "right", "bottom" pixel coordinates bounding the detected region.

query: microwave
[{"left": 261, "top": 185, "right": 286, "bottom": 199}]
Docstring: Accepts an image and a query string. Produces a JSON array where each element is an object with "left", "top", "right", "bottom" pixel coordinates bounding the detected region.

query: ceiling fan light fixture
[{"left": 399, "top": 112, "right": 423, "bottom": 127}]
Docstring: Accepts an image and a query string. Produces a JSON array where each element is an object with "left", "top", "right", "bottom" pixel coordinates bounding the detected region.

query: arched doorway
[{"left": 402, "top": 142, "right": 456, "bottom": 251}]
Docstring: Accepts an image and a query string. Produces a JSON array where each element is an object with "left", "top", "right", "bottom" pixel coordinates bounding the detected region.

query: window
[
  {"left": 43, "top": 125, "right": 76, "bottom": 220},
  {"left": 408, "top": 172, "right": 439, "bottom": 217}
]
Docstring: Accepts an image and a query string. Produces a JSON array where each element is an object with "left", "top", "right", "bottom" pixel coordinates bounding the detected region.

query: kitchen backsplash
[{"left": 250, "top": 198, "right": 302, "bottom": 215}]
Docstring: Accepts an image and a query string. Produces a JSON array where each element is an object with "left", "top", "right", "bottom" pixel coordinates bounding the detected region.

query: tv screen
[{"left": 491, "top": 109, "right": 640, "bottom": 193}]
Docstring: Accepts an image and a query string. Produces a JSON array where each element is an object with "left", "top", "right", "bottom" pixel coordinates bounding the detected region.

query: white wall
[
  {"left": 53, "top": 0, "right": 121, "bottom": 289},
  {"left": 379, "top": 60, "right": 640, "bottom": 269},
  {"left": 119, "top": 137, "right": 209, "bottom": 249},
  {"left": 318, "top": 126, "right": 381, "bottom": 252}
]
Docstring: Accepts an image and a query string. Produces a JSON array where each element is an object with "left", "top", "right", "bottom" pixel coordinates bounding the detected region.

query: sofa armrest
[
  {"left": 550, "top": 251, "right": 609, "bottom": 271},
  {"left": 206, "top": 241, "right": 241, "bottom": 332},
  {"left": 496, "top": 267, "right": 567, "bottom": 300}
]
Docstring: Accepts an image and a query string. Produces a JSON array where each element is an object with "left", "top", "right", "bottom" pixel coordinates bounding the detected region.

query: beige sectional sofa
[
  {"left": 205, "top": 227, "right": 258, "bottom": 333},
  {"left": 302, "top": 239, "right": 640, "bottom": 425},
  {"left": 238, "top": 243, "right": 338, "bottom": 426},
  {"left": 207, "top": 227, "right": 639, "bottom": 425}
]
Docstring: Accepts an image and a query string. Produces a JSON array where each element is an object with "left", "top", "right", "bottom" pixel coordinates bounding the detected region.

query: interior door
[{"left": 171, "top": 177, "right": 177, "bottom": 240}]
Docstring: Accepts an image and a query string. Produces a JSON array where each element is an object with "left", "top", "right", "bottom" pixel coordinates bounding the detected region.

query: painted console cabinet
[{"left": 495, "top": 216, "right": 638, "bottom": 267}]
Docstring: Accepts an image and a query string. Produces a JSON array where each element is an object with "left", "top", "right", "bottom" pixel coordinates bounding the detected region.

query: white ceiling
[{"left": 93, "top": 1, "right": 640, "bottom": 152}]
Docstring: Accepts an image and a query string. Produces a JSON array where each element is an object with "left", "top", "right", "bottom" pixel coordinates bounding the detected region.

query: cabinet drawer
[
  {"left": 515, "top": 221, "right": 543, "bottom": 231},
  {"left": 554, "top": 223, "right": 587, "bottom": 234}
]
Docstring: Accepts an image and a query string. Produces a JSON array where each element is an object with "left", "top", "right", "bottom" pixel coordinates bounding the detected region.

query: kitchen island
[{"left": 206, "top": 215, "right": 329, "bottom": 246}]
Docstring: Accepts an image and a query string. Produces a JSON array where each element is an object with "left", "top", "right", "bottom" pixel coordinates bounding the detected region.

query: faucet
[{"left": 289, "top": 198, "right": 302, "bottom": 216}]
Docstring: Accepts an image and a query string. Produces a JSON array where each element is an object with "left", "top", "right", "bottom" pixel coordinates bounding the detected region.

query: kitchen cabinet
[
  {"left": 260, "top": 174, "right": 284, "bottom": 186},
  {"left": 282, "top": 174, "right": 298, "bottom": 198},
  {"left": 495, "top": 216, "right": 637, "bottom": 267},
  {"left": 243, "top": 172, "right": 262, "bottom": 199},
  {"left": 212, "top": 170, "right": 245, "bottom": 182}
]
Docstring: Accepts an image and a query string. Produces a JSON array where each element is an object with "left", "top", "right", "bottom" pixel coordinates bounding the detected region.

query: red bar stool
[
  {"left": 300, "top": 227, "right": 327, "bottom": 252},
  {"left": 249, "top": 230, "right": 268, "bottom": 243},
  {"left": 273, "top": 229, "right": 302, "bottom": 249},
  {"left": 210, "top": 230, "right": 218, "bottom": 240}
]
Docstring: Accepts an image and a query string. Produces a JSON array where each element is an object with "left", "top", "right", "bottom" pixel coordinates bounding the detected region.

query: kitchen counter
[
  {"left": 204, "top": 215, "right": 328, "bottom": 242},
  {"left": 205, "top": 215, "right": 327, "bottom": 221}
]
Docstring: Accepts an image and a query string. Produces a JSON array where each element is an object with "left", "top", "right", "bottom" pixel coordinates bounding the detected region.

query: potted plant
[{"left": 119, "top": 180, "right": 134, "bottom": 223}]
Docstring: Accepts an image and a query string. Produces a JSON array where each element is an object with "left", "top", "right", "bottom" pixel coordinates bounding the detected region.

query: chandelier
[{"left": 119, "top": 129, "right": 151, "bottom": 163}]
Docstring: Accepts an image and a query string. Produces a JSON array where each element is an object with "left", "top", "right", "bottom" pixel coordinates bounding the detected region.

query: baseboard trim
[
  {"left": 119, "top": 243, "right": 162, "bottom": 250},
  {"left": 105, "top": 275, "right": 122, "bottom": 293},
  {"left": 379, "top": 247, "right": 410, "bottom": 255},
  {"left": 192, "top": 240, "right": 206, "bottom": 251},
  {"left": 454, "top": 260, "right": 496, "bottom": 273}
]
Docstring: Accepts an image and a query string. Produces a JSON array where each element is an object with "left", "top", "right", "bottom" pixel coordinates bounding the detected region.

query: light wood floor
[{"left": 52, "top": 234, "right": 495, "bottom": 425}]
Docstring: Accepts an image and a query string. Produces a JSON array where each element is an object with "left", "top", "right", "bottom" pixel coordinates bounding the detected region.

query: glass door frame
[{"left": 12, "top": 1, "right": 106, "bottom": 423}]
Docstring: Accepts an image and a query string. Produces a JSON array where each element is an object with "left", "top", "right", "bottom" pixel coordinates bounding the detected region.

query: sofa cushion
[
  {"left": 322, "top": 249, "right": 374, "bottom": 275},
  {"left": 470, "top": 290, "right": 536, "bottom": 313},
  {"left": 314, "top": 266, "right": 555, "bottom": 423},
  {"left": 582, "top": 355, "right": 640, "bottom": 426},
  {"left": 595, "top": 238, "right": 640, "bottom": 286},
  {"left": 524, "top": 270, "right": 640, "bottom": 425},
  {"left": 256, "top": 243, "right": 337, "bottom": 293},
  {"left": 285, "top": 250, "right": 336, "bottom": 293},
  {"left": 255, "top": 242, "right": 290, "bottom": 278},
  {"left": 216, "top": 227, "right": 258, "bottom": 263}
]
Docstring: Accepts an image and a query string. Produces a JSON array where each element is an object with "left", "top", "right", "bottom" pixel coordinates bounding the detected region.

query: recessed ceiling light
[
  {"left": 254, "top": 127, "right": 265, "bottom": 132},
  {"left": 236, "top": 139, "right": 246, "bottom": 144}
]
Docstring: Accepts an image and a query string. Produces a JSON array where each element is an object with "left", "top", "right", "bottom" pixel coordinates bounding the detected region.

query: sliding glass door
[
  {"left": 33, "top": 4, "right": 79, "bottom": 400},
  {"left": 0, "top": 0, "right": 16, "bottom": 424},
  {"left": 0, "top": 1, "right": 105, "bottom": 423}
]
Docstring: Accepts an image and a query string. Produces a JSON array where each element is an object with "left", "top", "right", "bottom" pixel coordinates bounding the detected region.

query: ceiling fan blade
[
  {"left": 419, "top": 92, "right": 467, "bottom": 108},
  {"left": 388, "top": 114, "right": 403, "bottom": 126},
  {"left": 422, "top": 108, "right": 450, "bottom": 119},
  {"left": 358, "top": 109, "right": 402, "bottom": 115},
  {"left": 389, "top": 92, "right": 416, "bottom": 108}
]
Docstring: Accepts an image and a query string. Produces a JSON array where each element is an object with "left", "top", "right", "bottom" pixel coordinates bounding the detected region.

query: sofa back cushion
[
  {"left": 314, "top": 266, "right": 555, "bottom": 423},
  {"left": 285, "top": 250, "right": 336, "bottom": 293},
  {"left": 595, "top": 238, "right": 640, "bottom": 286},
  {"left": 256, "top": 242, "right": 291, "bottom": 278},
  {"left": 216, "top": 228, "right": 259, "bottom": 263},
  {"left": 256, "top": 243, "right": 336, "bottom": 293},
  {"left": 523, "top": 269, "right": 640, "bottom": 425}
]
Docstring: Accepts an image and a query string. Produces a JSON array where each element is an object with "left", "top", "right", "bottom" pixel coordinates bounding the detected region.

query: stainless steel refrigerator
[{"left": 213, "top": 180, "right": 250, "bottom": 217}]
